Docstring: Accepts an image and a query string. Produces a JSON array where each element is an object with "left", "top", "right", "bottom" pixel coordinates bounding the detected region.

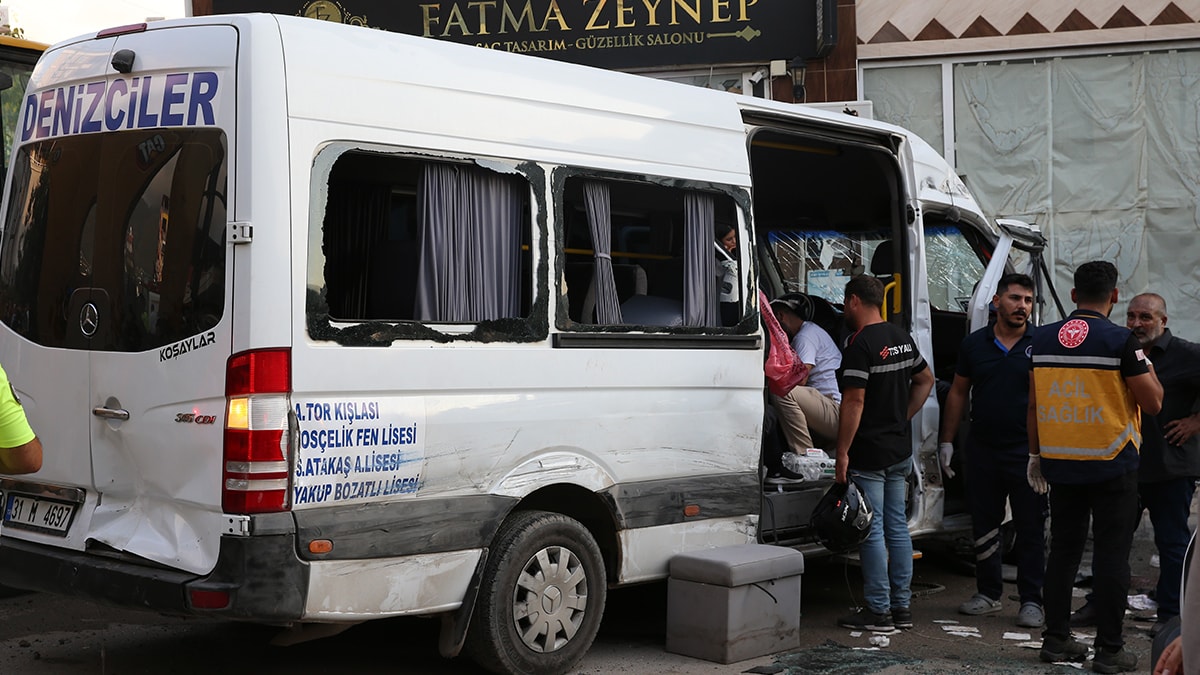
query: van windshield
[{"left": 0, "top": 130, "right": 227, "bottom": 351}]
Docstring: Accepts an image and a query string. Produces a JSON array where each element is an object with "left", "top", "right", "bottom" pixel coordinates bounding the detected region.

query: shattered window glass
[
  {"left": 768, "top": 230, "right": 890, "bottom": 304},
  {"left": 925, "top": 225, "right": 985, "bottom": 312}
]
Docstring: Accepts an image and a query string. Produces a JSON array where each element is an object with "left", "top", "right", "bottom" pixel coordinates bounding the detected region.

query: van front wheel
[{"left": 465, "top": 510, "right": 607, "bottom": 675}]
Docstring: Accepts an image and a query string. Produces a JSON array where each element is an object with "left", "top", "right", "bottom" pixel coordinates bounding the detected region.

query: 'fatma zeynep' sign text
[{"left": 206, "top": 0, "right": 825, "bottom": 69}]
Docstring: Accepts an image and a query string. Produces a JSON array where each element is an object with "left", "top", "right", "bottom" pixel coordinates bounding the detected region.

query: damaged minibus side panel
[{"left": 280, "top": 12, "right": 763, "bottom": 672}]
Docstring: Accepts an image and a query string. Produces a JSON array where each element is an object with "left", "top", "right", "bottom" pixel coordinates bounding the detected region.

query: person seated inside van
[
  {"left": 766, "top": 297, "right": 842, "bottom": 484},
  {"left": 715, "top": 222, "right": 740, "bottom": 326}
]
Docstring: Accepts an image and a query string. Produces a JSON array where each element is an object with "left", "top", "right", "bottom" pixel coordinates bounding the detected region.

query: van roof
[
  {"left": 41, "top": 13, "right": 751, "bottom": 185},
  {"left": 42, "top": 12, "right": 988, "bottom": 228}
]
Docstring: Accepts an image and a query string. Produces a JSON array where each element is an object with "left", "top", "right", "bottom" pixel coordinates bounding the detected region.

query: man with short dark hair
[
  {"left": 834, "top": 275, "right": 934, "bottom": 632},
  {"left": 940, "top": 273, "right": 1047, "bottom": 628},
  {"left": 1028, "top": 260, "right": 1162, "bottom": 673},
  {"left": 1073, "top": 293, "right": 1200, "bottom": 635}
]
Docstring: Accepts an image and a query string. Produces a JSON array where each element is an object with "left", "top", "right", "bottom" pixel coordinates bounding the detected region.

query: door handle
[{"left": 92, "top": 406, "right": 130, "bottom": 421}]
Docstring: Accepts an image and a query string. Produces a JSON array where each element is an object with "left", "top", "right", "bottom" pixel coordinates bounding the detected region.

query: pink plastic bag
[{"left": 760, "top": 291, "right": 810, "bottom": 397}]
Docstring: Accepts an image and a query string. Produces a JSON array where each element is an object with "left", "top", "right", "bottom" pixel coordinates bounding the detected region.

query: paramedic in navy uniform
[
  {"left": 939, "top": 273, "right": 1047, "bottom": 629},
  {"left": 834, "top": 275, "right": 934, "bottom": 632},
  {"left": 1027, "top": 261, "right": 1162, "bottom": 674}
]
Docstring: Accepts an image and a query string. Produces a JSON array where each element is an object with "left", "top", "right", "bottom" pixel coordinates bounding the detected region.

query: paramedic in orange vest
[{"left": 1027, "top": 260, "right": 1162, "bottom": 674}]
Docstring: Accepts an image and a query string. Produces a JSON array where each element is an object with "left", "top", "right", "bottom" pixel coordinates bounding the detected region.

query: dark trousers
[
  {"left": 1140, "top": 477, "right": 1196, "bottom": 621},
  {"left": 966, "top": 442, "right": 1048, "bottom": 604},
  {"left": 1044, "top": 470, "right": 1139, "bottom": 652}
]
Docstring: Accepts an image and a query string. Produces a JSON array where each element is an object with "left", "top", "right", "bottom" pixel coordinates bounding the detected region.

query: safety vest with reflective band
[{"left": 1031, "top": 310, "right": 1148, "bottom": 483}]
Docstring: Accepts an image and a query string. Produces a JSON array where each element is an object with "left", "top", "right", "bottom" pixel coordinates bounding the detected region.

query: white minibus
[{"left": 0, "top": 13, "right": 1036, "bottom": 674}]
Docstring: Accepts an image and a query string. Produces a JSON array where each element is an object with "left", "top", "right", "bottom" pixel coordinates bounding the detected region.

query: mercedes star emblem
[{"left": 80, "top": 302, "right": 99, "bottom": 337}]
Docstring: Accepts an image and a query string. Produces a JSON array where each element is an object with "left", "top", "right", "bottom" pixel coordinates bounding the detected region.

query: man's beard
[
  {"left": 1133, "top": 329, "right": 1158, "bottom": 347},
  {"left": 1001, "top": 312, "right": 1027, "bottom": 329}
]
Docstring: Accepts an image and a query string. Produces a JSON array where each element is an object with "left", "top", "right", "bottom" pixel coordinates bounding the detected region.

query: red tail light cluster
[{"left": 223, "top": 349, "right": 291, "bottom": 513}]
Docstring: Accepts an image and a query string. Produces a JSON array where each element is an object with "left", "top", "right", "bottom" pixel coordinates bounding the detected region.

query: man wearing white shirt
[{"left": 769, "top": 298, "right": 842, "bottom": 455}]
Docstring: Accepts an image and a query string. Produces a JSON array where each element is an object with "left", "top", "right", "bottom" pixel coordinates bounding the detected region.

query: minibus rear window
[{"left": 0, "top": 130, "right": 228, "bottom": 351}]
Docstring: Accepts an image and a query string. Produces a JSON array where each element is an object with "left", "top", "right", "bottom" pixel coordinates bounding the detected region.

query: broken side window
[
  {"left": 558, "top": 174, "right": 742, "bottom": 330},
  {"left": 309, "top": 150, "right": 538, "bottom": 342}
]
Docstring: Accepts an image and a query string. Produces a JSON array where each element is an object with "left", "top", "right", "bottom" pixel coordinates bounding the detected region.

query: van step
[{"left": 834, "top": 549, "right": 923, "bottom": 565}]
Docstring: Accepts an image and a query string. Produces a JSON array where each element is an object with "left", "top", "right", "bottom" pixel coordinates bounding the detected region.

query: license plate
[{"left": 4, "top": 493, "right": 75, "bottom": 535}]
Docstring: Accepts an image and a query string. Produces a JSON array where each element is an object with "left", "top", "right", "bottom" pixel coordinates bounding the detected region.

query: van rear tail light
[{"left": 224, "top": 349, "right": 292, "bottom": 514}]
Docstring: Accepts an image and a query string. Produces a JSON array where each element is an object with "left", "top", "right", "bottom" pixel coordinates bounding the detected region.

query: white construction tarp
[{"left": 868, "top": 49, "right": 1200, "bottom": 336}]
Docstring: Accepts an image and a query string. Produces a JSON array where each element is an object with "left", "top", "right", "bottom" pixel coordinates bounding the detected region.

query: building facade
[{"left": 857, "top": 1, "right": 1200, "bottom": 333}]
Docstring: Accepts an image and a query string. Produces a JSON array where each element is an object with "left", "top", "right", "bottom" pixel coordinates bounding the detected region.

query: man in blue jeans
[{"left": 834, "top": 275, "right": 934, "bottom": 631}]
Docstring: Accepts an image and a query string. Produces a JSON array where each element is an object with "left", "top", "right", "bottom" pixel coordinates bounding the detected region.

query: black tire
[{"left": 465, "top": 510, "right": 607, "bottom": 675}]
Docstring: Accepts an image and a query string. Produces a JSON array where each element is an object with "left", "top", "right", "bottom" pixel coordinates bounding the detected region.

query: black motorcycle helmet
[{"left": 809, "top": 480, "right": 874, "bottom": 553}]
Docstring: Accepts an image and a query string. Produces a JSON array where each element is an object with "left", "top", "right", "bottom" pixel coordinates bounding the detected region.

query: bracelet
[{"left": 1028, "top": 453, "right": 1040, "bottom": 458}]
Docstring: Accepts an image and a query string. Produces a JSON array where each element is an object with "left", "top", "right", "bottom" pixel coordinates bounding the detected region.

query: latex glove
[
  {"left": 1027, "top": 454, "right": 1048, "bottom": 495},
  {"left": 938, "top": 442, "right": 955, "bottom": 479}
]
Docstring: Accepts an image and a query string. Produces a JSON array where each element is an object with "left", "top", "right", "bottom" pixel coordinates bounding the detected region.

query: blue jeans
[{"left": 851, "top": 458, "right": 914, "bottom": 614}]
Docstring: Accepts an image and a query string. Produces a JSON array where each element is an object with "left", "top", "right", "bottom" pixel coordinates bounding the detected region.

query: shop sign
[{"left": 206, "top": 0, "right": 826, "bottom": 68}]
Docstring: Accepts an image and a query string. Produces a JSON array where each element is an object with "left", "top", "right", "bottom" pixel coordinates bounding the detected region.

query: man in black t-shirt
[{"left": 834, "top": 275, "right": 934, "bottom": 632}]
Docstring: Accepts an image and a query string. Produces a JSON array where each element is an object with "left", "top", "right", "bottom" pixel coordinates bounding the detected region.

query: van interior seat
[
  {"left": 619, "top": 294, "right": 683, "bottom": 326},
  {"left": 581, "top": 263, "right": 648, "bottom": 323},
  {"left": 870, "top": 240, "right": 894, "bottom": 277},
  {"left": 807, "top": 295, "right": 845, "bottom": 344}
]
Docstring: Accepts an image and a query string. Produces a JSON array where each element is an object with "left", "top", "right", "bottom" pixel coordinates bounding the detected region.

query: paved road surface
[{"left": 0, "top": 516, "right": 1163, "bottom": 674}]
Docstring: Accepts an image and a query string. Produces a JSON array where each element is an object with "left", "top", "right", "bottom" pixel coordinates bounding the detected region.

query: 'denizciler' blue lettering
[{"left": 22, "top": 71, "right": 220, "bottom": 142}]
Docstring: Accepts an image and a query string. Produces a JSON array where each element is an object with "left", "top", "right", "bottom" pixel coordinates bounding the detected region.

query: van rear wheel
[{"left": 465, "top": 510, "right": 606, "bottom": 675}]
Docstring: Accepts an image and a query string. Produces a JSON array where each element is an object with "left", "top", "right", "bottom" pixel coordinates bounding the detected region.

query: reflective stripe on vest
[{"left": 1033, "top": 364, "right": 1141, "bottom": 461}]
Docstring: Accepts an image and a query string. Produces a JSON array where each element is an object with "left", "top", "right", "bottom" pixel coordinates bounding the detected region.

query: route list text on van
[{"left": 21, "top": 71, "right": 221, "bottom": 142}]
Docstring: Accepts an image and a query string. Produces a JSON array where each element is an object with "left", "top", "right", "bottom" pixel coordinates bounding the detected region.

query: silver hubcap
[{"left": 512, "top": 544, "right": 588, "bottom": 653}]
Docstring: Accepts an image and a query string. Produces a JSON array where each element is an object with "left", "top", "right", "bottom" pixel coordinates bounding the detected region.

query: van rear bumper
[{"left": 0, "top": 532, "right": 308, "bottom": 621}]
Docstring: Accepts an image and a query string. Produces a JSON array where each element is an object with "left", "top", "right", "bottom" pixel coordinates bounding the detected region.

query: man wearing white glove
[
  {"left": 939, "top": 273, "right": 1047, "bottom": 629},
  {"left": 1028, "top": 261, "right": 1162, "bottom": 674}
]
